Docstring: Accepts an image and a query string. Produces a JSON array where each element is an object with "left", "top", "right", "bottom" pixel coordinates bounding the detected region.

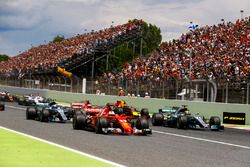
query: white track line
[
  {"left": 153, "top": 130, "right": 250, "bottom": 149},
  {"left": 6, "top": 105, "right": 26, "bottom": 110},
  {"left": 0, "top": 126, "right": 125, "bottom": 167}
]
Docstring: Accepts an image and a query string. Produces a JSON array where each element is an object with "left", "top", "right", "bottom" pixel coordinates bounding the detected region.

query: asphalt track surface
[{"left": 1, "top": 102, "right": 250, "bottom": 167}]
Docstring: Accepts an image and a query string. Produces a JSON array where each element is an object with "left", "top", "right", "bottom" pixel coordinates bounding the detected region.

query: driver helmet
[
  {"left": 119, "top": 101, "right": 126, "bottom": 107},
  {"left": 109, "top": 111, "right": 115, "bottom": 115},
  {"left": 106, "top": 103, "right": 111, "bottom": 109},
  {"left": 184, "top": 110, "right": 190, "bottom": 115}
]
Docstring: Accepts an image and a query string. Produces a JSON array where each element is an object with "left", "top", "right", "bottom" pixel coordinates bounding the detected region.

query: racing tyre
[
  {"left": 26, "top": 107, "right": 36, "bottom": 119},
  {"left": 72, "top": 113, "right": 86, "bottom": 130},
  {"left": 209, "top": 116, "right": 221, "bottom": 131},
  {"left": 136, "top": 118, "right": 149, "bottom": 130},
  {"left": 95, "top": 117, "right": 108, "bottom": 134},
  {"left": 151, "top": 113, "right": 164, "bottom": 126},
  {"left": 177, "top": 116, "right": 188, "bottom": 129},
  {"left": 130, "top": 119, "right": 137, "bottom": 128},
  {"left": 74, "top": 110, "right": 83, "bottom": 116},
  {"left": 116, "top": 107, "right": 123, "bottom": 115},
  {"left": 18, "top": 100, "right": 23, "bottom": 105},
  {"left": 39, "top": 109, "right": 49, "bottom": 122},
  {"left": 24, "top": 101, "right": 29, "bottom": 106},
  {"left": 140, "top": 108, "right": 149, "bottom": 118},
  {"left": 0, "top": 104, "right": 5, "bottom": 111}
]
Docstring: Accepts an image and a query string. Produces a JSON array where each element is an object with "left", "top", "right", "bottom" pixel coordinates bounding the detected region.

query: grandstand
[
  {"left": 0, "top": 19, "right": 143, "bottom": 78},
  {"left": 96, "top": 17, "right": 250, "bottom": 102},
  {"left": 102, "top": 17, "right": 249, "bottom": 82},
  {"left": 0, "top": 17, "right": 249, "bottom": 104}
]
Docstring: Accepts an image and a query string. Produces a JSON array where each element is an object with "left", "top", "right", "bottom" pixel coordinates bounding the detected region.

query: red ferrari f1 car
[
  {"left": 69, "top": 100, "right": 102, "bottom": 117},
  {"left": 72, "top": 101, "right": 152, "bottom": 135}
]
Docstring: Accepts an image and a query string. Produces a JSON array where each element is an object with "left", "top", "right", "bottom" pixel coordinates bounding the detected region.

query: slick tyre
[
  {"left": 209, "top": 116, "right": 221, "bottom": 131},
  {"left": 18, "top": 100, "right": 23, "bottom": 105},
  {"left": 136, "top": 118, "right": 149, "bottom": 130},
  {"left": 116, "top": 108, "right": 123, "bottom": 115},
  {"left": 95, "top": 117, "right": 108, "bottom": 134},
  {"left": 39, "top": 109, "right": 49, "bottom": 122},
  {"left": 140, "top": 108, "right": 149, "bottom": 118},
  {"left": 209, "top": 116, "right": 221, "bottom": 125},
  {"left": 72, "top": 114, "right": 86, "bottom": 130},
  {"left": 151, "top": 113, "right": 164, "bottom": 126},
  {"left": 74, "top": 110, "right": 83, "bottom": 116},
  {"left": 26, "top": 107, "right": 36, "bottom": 120},
  {"left": 177, "top": 116, "right": 188, "bottom": 129},
  {"left": 130, "top": 119, "right": 137, "bottom": 128}
]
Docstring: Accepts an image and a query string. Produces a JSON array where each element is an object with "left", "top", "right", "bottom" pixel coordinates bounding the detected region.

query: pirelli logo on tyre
[{"left": 223, "top": 112, "right": 246, "bottom": 125}]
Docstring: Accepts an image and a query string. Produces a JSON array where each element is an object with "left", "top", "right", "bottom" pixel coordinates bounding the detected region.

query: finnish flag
[{"left": 189, "top": 24, "right": 198, "bottom": 31}]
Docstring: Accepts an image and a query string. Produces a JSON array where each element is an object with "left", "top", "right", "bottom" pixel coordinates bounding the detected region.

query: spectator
[
  {"left": 144, "top": 92, "right": 150, "bottom": 98},
  {"left": 96, "top": 89, "right": 101, "bottom": 95},
  {"left": 0, "top": 19, "right": 144, "bottom": 77},
  {"left": 119, "top": 87, "right": 123, "bottom": 96},
  {"left": 99, "top": 17, "right": 250, "bottom": 83}
]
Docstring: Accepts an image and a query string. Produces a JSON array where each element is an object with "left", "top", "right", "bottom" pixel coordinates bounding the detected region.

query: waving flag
[{"left": 189, "top": 24, "right": 198, "bottom": 31}]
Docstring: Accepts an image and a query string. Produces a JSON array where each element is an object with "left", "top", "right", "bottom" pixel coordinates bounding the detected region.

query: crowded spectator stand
[
  {"left": 0, "top": 19, "right": 144, "bottom": 79},
  {"left": 0, "top": 17, "right": 250, "bottom": 103},
  {"left": 99, "top": 17, "right": 250, "bottom": 84}
]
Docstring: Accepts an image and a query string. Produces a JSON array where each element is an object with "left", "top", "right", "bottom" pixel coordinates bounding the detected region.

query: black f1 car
[
  {"left": 152, "top": 105, "right": 224, "bottom": 131},
  {"left": 26, "top": 101, "right": 72, "bottom": 123}
]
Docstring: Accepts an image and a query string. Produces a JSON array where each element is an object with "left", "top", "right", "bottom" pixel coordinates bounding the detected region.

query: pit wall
[{"left": 1, "top": 85, "right": 249, "bottom": 124}]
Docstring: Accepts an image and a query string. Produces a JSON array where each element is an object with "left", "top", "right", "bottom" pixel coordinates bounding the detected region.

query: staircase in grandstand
[{"left": 57, "top": 28, "right": 142, "bottom": 77}]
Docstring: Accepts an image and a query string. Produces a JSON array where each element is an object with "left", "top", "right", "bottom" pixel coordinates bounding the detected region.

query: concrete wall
[{"left": 1, "top": 85, "right": 249, "bottom": 124}]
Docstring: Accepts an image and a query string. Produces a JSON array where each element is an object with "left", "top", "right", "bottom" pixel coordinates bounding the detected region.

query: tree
[
  {"left": 53, "top": 35, "right": 65, "bottom": 43},
  {"left": 140, "top": 21, "right": 162, "bottom": 56},
  {"left": 0, "top": 54, "right": 9, "bottom": 62},
  {"left": 95, "top": 20, "right": 162, "bottom": 76},
  {"left": 97, "top": 45, "right": 134, "bottom": 74}
]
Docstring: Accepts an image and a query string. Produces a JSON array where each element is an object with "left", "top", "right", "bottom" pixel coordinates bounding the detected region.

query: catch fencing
[{"left": 0, "top": 75, "right": 250, "bottom": 105}]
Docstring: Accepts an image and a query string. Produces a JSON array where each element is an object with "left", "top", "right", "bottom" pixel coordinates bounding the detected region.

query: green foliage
[
  {"left": 96, "top": 20, "right": 162, "bottom": 75},
  {"left": 53, "top": 35, "right": 65, "bottom": 43},
  {"left": 97, "top": 45, "right": 134, "bottom": 74},
  {"left": 141, "top": 22, "right": 162, "bottom": 54},
  {"left": 0, "top": 54, "right": 9, "bottom": 62}
]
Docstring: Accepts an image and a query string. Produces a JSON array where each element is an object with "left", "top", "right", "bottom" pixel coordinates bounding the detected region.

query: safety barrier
[{"left": 1, "top": 85, "right": 249, "bottom": 124}]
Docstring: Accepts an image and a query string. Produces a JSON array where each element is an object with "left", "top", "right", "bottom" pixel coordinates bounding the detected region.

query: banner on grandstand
[
  {"left": 57, "top": 67, "right": 72, "bottom": 77},
  {"left": 223, "top": 112, "right": 246, "bottom": 125}
]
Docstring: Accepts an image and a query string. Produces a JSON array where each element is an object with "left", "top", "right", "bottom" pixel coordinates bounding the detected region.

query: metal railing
[{"left": 0, "top": 76, "right": 250, "bottom": 105}]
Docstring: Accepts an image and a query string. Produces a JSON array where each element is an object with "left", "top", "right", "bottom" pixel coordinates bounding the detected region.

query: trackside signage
[{"left": 223, "top": 112, "right": 246, "bottom": 125}]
